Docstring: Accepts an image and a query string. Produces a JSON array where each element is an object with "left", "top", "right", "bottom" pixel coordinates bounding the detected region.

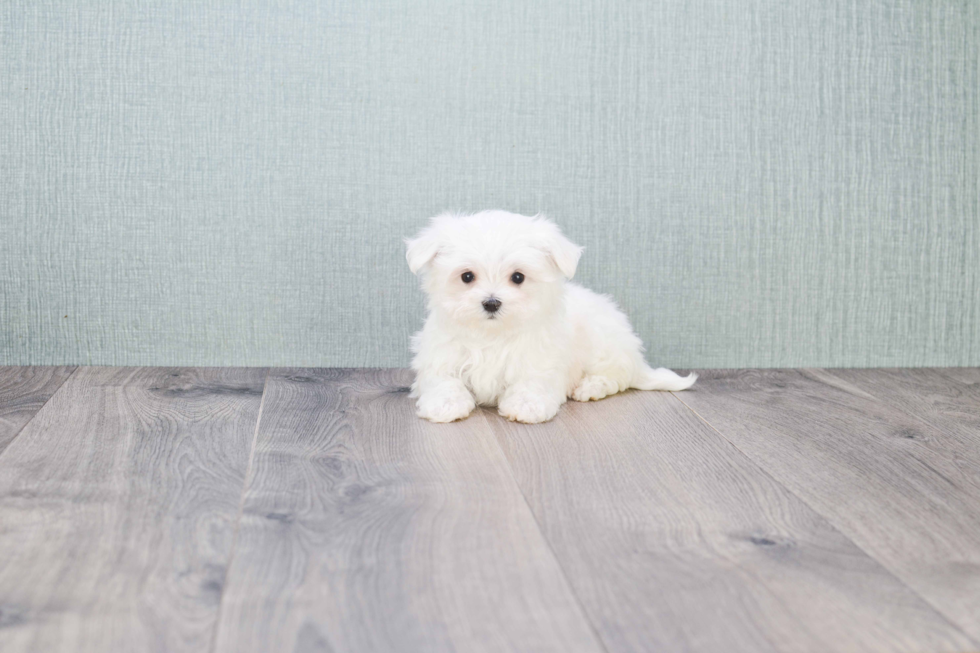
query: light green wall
[{"left": 2, "top": 1, "right": 977, "bottom": 368}]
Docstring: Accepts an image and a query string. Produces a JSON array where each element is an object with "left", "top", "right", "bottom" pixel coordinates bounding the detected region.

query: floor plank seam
[
  {"left": 478, "top": 409, "right": 614, "bottom": 653},
  {"left": 669, "top": 389, "right": 980, "bottom": 650},
  {"left": 208, "top": 367, "right": 272, "bottom": 653},
  {"left": 0, "top": 365, "right": 78, "bottom": 462}
]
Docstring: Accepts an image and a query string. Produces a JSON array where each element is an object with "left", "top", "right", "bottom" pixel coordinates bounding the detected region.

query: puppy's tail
[{"left": 631, "top": 364, "right": 697, "bottom": 392}]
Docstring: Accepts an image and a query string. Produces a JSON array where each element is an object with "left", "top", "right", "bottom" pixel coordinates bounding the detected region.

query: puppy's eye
[
  {"left": 510, "top": 272, "right": 525, "bottom": 285},
  {"left": 461, "top": 271, "right": 475, "bottom": 284}
]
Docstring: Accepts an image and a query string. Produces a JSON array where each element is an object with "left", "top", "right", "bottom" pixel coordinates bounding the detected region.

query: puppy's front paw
[
  {"left": 416, "top": 390, "right": 476, "bottom": 423},
  {"left": 498, "top": 393, "right": 560, "bottom": 424}
]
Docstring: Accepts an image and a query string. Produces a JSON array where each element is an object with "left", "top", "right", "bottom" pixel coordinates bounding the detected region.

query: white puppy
[{"left": 406, "top": 210, "right": 696, "bottom": 424}]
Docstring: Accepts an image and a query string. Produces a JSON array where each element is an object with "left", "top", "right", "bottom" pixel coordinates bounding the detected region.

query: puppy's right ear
[
  {"left": 405, "top": 217, "right": 447, "bottom": 274},
  {"left": 405, "top": 233, "right": 439, "bottom": 274}
]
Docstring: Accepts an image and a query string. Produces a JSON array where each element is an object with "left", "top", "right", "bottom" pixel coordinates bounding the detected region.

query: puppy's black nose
[{"left": 482, "top": 297, "right": 502, "bottom": 313}]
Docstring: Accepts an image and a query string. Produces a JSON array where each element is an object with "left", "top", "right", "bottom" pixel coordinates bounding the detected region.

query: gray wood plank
[
  {"left": 0, "top": 366, "right": 75, "bottom": 456},
  {"left": 820, "top": 368, "right": 980, "bottom": 449},
  {"left": 213, "top": 368, "right": 603, "bottom": 653},
  {"left": 677, "top": 369, "right": 980, "bottom": 644},
  {"left": 0, "top": 366, "right": 267, "bottom": 653},
  {"left": 487, "top": 389, "right": 974, "bottom": 653},
  {"left": 934, "top": 367, "right": 980, "bottom": 387}
]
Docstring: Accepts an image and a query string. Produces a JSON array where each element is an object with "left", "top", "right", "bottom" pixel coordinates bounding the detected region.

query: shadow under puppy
[{"left": 406, "top": 210, "right": 696, "bottom": 424}]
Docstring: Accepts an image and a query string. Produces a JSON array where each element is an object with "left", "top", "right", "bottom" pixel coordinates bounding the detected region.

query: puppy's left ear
[{"left": 536, "top": 218, "right": 584, "bottom": 279}]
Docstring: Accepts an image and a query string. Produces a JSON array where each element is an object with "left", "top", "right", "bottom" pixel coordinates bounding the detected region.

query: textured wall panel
[{"left": 1, "top": 1, "right": 977, "bottom": 367}]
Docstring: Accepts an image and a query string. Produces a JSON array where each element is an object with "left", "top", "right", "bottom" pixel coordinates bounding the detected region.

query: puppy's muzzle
[{"left": 482, "top": 297, "right": 502, "bottom": 314}]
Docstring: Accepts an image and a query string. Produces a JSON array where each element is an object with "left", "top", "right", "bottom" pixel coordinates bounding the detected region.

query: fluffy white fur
[{"left": 406, "top": 210, "right": 696, "bottom": 424}]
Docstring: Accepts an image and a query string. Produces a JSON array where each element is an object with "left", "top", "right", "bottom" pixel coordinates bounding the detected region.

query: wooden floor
[{"left": 1, "top": 368, "right": 979, "bottom": 652}]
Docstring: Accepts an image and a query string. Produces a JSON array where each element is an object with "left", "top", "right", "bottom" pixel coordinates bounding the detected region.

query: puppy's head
[{"left": 406, "top": 210, "right": 582, "bottom": 330}]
